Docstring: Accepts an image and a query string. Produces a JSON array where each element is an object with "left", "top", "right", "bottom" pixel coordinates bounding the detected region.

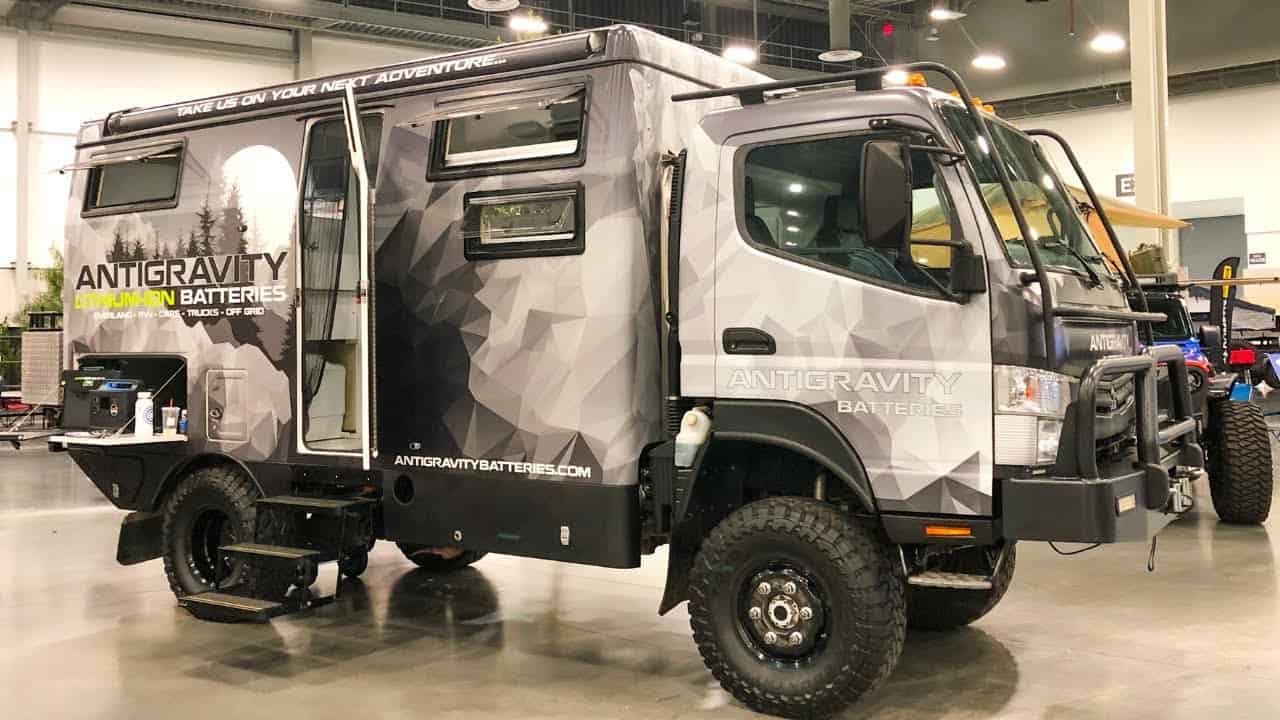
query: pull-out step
[
  {"left": 256, "top": 495, "right": 369, "bottom": 514},
  {"left": 907, "top": 571, "right": 993, "bottom": 590},
  {"left": 220, "top": 542, "right": 326, "bottom": 562},
  {"left": 180, "top": 591, "right": 286, "bottom": 623}
]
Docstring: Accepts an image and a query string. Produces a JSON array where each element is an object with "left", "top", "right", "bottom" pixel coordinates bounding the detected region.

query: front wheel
[
  {"left": 1206, "top": 399, "right": 1274, "bottom": 524},
  {"left": 687, "top": 497, "right": 906, "bottom": 719},
  {"left": 907, "top": 543, "right": 1016, "bottom": 631}
]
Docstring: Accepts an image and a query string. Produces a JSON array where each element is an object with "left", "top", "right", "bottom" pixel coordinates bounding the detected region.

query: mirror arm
[{"left": 907, "top": 144, "right": 966, "bottom": 164}]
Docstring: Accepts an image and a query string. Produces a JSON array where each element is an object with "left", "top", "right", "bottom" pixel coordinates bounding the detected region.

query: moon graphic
[{"left": 220, "top": 145, "right": 296, "bottom": 256}]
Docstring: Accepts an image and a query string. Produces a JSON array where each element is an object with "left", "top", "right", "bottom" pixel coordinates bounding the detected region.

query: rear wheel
[
  {"left": 1206, "top": 399, "right": 1273, "bottom": 524},
  {"left": 907, "top": 543, "right": 1016, "bottom": 631},
  {"left": 396, "top": 543, "right": 487, "bottom": 571},
  {"left": 161, "top": 465, "right": 258, "bottom": 599},
  {"left": 687, "top": 497, "right": 905, "bottom": 719}
]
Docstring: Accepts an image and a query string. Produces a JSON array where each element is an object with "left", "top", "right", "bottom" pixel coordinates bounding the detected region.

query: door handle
[{"left": 723, "top": 327, "right": 776, "bottom": 355}]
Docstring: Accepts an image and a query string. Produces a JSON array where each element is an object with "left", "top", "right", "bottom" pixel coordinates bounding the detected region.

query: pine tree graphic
[
  {"left": 185, "top": 229, "right": 200, "bottom": 258},
  {"left": 131, "top": 239, "right": 145, "bottom": 261},
  {"left": 196, "top": 196, "right": 217, "bottom": 256},
  {"left": 108, "top": 228, "right": 128, "bottom": 262},
  {"left": 152, "top": 238, "right": 163, "bottom": 260},
  {"left": 221, "top": 182, "right": 248, "bottom": 255}
]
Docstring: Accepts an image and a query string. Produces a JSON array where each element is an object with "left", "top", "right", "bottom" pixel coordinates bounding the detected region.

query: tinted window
[
  {"left": 463, "top": 185, "right": 583, "bottom": 259},
  {"left": 85, "top": 149, "right": 182, "bottom": 212},
  {"left": 741, "top": 134, "right": 962, "bottom": 296},
  {"left": 440, "top": 91, "right": 584, "bottom": 169}
]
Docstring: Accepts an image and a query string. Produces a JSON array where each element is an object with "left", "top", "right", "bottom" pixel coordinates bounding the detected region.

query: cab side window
[{"left": 741, "top": 134, "right": 961, "bottom": 296}]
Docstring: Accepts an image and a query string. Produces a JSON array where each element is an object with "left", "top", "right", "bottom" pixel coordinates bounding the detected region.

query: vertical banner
[{"left": 1207, "top": 256, "right": 1240, "bottom": 366}]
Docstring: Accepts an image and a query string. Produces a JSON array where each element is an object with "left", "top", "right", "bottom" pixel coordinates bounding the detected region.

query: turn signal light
[
  {"left": 925, "top": 525, "right": 973, "bottom": 538},
  {"left": 1227, "top": 348, "right": 1257, "bottom": 367}
]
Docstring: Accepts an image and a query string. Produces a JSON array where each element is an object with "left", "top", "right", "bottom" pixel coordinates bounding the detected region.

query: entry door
[
  {"left": 713, "top": 123, "right": 995, "bottom": 516},
  {"left": 294, "top": 91, "right": 380, "bottom": 468}
]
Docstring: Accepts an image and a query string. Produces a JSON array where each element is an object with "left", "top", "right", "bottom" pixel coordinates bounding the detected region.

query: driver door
[{"left": 713, "top": 121, "right": 995, "bottom": 516}]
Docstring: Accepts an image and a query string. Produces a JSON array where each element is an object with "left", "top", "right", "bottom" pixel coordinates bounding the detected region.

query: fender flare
[
  {"left": 709, "top": 399, "right": 877, "bottom": 512},
  {"left": 658, "top": 399, "right": 877, "bottom": 615},
  {"left": 144, "top": 452, "right": 265, "bottom": 512}
]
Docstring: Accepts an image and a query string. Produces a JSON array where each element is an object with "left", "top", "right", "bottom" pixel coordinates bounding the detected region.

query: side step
[
  {"left": 180, "top": 591, "right": 285, "bottom": 623},
  {"left": 907, "top": 571, "right": 993, "bottom": 590},
  {"left": 220, "top": 542, "right": 325, "bottom": 562},
  {"left": 256, "top": 495, "right": 369, "bottom": 514}
]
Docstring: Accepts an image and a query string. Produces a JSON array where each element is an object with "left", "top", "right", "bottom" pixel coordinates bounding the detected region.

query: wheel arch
[
  {"left": 145, "top": 452, "right": 263, "bottom": 512},
  {"left": 709, "top": 399, "right": 877, "bottom": 512},
  {"left": 658, "top": 399, "right": 879, "bottom": 615}
]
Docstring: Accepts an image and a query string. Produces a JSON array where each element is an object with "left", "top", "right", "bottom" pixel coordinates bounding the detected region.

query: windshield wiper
[{"left": 1038, "top": 237, "right": 1104, "bottom": 287}]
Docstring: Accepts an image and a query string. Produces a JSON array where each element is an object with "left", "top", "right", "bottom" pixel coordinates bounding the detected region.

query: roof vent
[{"left": 468, "top": 0, "right": 520, "bottom": 12}]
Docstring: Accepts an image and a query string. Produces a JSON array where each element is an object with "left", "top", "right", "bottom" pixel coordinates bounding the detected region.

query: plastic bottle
[
  {"left": 178, "top": 409, "right": 188, "bottom": 435},
  {"left": 674, "top": 407, "right": 711, "bottom": 467},
  {"left": 135, "top": 392, "right": 154, "bottom": 437}
]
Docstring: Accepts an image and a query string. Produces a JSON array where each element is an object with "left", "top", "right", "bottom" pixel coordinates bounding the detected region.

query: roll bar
[
  {"left": 674, "top": 62, "right": 1059, "bottom": 364},
  {"left": 1024, "top": 129, "right": 1157, "bottom": 346}
]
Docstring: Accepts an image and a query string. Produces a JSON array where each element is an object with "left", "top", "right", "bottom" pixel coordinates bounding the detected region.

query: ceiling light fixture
[
  {"left": 786, "top": 225, "right": 801, "bottom": 233},
  {"left": 925, "top": 27, "right": 941, "bottom": 42},
  {"left": 929, "top": 6, "right": 966, "bottom": 22},
  {"left": 468, "top": 0, "right": 520, "bottom": 12},
  {"left": 817, "top": 48, "right": 863, "bottom": 63},
  {"left": 509, "top": 13, "right": 548, "bottom": 34},
  {"left": 722, "top": 44, "right": 758, "bottom": 65},
  {"left": 1089, "top": 31, "right": 1126, "bottom": 53},
  {"left": 787, "top": 182, "right": 805, "bottom": 194},
  {"left": 972, "top": 53, "right": 1007, "bottom": 71},
  {"left": 785, "top": 209, "right": 801, "bottom": 217}
]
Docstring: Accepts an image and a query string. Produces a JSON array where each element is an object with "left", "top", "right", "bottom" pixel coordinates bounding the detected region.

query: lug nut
[
  {"left": 748, "top": 607, "right": 762, "bottom": 620},
  {"left": 789, "top": 631, "right": 803, "bottom": 645},
  {"left": 799, "top": 607, "right": 813, "bottom": 621},
  {"left": 782, "top": 581, "right": 797, "bottom": 595},
  {"left": 757, "top": 582, "right": 771, "bottom": 595},
  {"left": 763, "top": 631, "right": 778, "bottom": 645}
]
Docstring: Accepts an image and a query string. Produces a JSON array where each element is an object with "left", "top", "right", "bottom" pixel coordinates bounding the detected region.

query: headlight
[
  {"left": 993, "top": 366, "right": 1071, "bottom": 416},
  {"left": 993, "top": 366, "right": 1072, "bottom": 466}
]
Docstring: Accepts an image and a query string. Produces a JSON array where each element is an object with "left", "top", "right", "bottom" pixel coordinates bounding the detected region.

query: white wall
[
  {"left": 1017, "top": 83, "right": 1280, "bottom": 308},
  {"left": 0, "top": 6, "right": 447, "bottom": 320}
]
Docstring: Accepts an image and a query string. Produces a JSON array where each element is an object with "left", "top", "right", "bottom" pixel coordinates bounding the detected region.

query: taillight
[{"left": 1227, "top": 348, "right": 1257, "bottom": 367}]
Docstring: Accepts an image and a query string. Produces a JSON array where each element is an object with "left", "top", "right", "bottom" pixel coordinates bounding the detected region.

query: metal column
[
  {"left": 1129, "top": 0, "right": 1174, "bottom": 267},
  {"left": 14, "top": 28, "right": 33, "bottom": 304},
  {"left": 294, "top": 29, "right": 315, "bottom": 81}
]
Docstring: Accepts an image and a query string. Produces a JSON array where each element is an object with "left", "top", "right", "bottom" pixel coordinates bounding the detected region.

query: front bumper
[{"left": 1002, "top": 345, "right": 1203, "bottom": 543}]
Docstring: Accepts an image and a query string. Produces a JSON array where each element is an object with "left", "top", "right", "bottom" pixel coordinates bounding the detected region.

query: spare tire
[{"left": 160, "top": 465, "right": 259, "bottom": 598}]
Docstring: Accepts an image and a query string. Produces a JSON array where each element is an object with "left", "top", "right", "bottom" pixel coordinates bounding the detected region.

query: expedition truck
[
  {"left": 52, "top": 27, "right": 1202, "bottom": 718},
  {"left": 1131, "top": 277, "right": 1273, "bottom": 524}
]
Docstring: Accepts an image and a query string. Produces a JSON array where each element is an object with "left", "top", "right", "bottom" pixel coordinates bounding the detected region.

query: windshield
[
  {"left": 940, "top": 104, "right": 1114, "bottom": 279},
  {"left": 1133, "top": 297, "right": 1192, "bottom": 341}
]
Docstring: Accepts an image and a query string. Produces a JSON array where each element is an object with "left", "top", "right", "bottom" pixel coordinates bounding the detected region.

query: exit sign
[{"left": 1115, "top": 173, "right": 1136, "bottom": 197}]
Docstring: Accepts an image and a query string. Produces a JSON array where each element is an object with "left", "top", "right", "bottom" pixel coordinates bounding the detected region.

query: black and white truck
[{"left": 52, "top": 27, "right": 1202, "bottom": 719}]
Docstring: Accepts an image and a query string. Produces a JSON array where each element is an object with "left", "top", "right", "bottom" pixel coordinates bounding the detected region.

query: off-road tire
[
  {"left": 1206, "top": 399, "right": 1273, "bottom": 524},
  {"left": 339, "top": 550, "right": 369, "bottom": 578},
  {"left": 396, "top": 543, "right": 487, "bottom": 571},
  {"left": 687, "top": 497, "right": 906, "bottom": 719},
  {"left": 161, "top": 464, "right": 258, "bottom": 599},
  {"left": 907, "top": 543, "right": 1017, "bottom": 631}
]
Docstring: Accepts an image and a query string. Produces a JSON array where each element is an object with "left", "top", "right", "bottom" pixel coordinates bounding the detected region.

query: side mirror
[
  {"left": 1199, "top": 324, "right": 1223, "bottom": 364},
  {"left": 860, "top": 139, "right": 912, "bottom": 254},
  {"left": 949, "top": 244, "right": 988, "bottom": 294}
]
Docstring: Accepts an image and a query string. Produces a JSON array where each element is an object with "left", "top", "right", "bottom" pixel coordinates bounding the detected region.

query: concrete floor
[{"left": 2, "top": 445, "right": 1279, "bottom": 719}]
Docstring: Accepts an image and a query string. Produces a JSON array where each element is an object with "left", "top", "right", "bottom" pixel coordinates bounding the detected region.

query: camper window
[
  {"left": 81, "top": 142, "right": 184, "bottom": 216},
  {"left": 431, "top": 88, "right": 585, "bottom": 176},
  {"left": 462, "top": 184, "right": 583, "bottom": 259}
]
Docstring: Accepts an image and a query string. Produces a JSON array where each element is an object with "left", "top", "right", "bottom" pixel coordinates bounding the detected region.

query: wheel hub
[{"left": 741, "top": 567, "right": 826, "bottom": 659}]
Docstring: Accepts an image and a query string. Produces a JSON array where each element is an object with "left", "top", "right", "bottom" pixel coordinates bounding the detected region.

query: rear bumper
[{"left": 1002, "top": 345, "right": 1202, "bottom": 543}]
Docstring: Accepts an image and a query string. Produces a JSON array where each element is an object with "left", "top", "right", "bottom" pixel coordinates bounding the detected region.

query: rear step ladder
[{"left": 180, "top": 494, "right": 374, "bottom": 623}]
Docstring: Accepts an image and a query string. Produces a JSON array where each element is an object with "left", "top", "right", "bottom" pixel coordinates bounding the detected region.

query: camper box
[{"left": 62, "top": 26, "right": 763, "bottom": 566}]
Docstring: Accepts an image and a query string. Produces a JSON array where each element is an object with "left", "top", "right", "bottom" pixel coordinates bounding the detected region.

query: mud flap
[{"left": 116, "top": 510, "right": 163, "bottom": 565}]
